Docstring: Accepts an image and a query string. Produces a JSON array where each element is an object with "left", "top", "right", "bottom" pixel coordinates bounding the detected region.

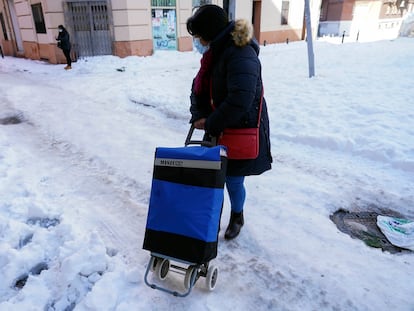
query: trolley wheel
[
  {"left": 155, "top": 258, "right": 170, "bottom": 280},
  {"left": 205, "top": 265, "right": 218, "bottom": 291},
  {"left": 184, "top": 265, "right": 198, "bottom": 290}
]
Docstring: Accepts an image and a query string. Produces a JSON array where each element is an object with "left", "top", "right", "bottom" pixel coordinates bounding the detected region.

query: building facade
[
  {"left": 0, "top": 0, "right": 321, "bottom": 64},
  {"left": 318, "top": 0, "right": 414, "bottom": 41}
]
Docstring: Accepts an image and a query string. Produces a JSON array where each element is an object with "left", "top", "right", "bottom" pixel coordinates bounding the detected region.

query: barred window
[
  {"left": 151, "top": 0, "right": 176, "bottom": 6},
  {"left": 31, "top": 4, "right": 46, "bottom": 34}
]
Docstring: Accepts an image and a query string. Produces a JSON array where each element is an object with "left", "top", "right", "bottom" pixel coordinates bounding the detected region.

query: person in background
[
  {"left": 187, "top": 5, "right": 272, "bottom": 240},
  {"left": 56, "top": 25, "right": 72, "bottom": 70}
]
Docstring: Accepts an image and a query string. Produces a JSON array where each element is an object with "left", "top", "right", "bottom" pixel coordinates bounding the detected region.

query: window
[
  {"left": 281, "top": 1, "right": 289, "bottom": 25},
  {"left": 151, "top": 0, "right": 176, "bottom": 6},
  {"left": 151, "top": 0, "right": 178, "bottom": 50},
  {"left": 0, "top": 13, "right": 8, "bottom": 40},
  {"left": 31, "top": 4, "right": 46, "bottom": 34},
  {"left": 152, "top": 8, "right": 177, "bottom": 50},
  {"left": 193, "top": 0, "right": 212, "bottom": 6}
]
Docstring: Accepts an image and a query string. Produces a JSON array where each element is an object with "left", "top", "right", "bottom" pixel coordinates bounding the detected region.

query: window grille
[{"left": 151, "top": 0, "right": 176, "bottom": 6}]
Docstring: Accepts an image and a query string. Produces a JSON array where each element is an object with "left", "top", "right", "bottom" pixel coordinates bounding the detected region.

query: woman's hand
[{"left": 193, "top": 118, "right": 206, "bottom": 130}]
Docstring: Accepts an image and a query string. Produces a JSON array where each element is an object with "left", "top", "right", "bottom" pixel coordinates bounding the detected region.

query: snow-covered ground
[{"left": 0, "top": 37, "right": 413, "bottom": 311}]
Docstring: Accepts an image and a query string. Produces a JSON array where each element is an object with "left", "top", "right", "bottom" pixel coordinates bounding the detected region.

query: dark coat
[
  {"left": 57, "top": 27, "right": 71, "bottom": 51},
  {"left": 190, "top": 20, "right": 272, "bottom": 176}
]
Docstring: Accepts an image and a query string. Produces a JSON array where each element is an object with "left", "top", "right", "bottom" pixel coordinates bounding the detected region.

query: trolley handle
[{"left": 185, "top": 125, "right": 217, "bottom": 147}]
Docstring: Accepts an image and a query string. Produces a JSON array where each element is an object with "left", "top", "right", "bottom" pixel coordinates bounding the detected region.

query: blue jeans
[{"left": 226, "top": 176, "right": 246, "bottom": 213}]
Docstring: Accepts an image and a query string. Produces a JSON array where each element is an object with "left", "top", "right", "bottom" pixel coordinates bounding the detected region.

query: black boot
[{"left": 224, "top": 211, "right": 244, "bottom": 240}]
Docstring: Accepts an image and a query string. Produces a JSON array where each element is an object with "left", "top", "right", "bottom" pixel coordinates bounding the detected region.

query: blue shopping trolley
[{"left": 143, "top": 127, "right": 227, "bottom": 297}]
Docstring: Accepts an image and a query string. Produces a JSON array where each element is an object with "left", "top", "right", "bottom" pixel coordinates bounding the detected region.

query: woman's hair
[{"left": 186, "top": 5, "right": 229, "bottom": 41}]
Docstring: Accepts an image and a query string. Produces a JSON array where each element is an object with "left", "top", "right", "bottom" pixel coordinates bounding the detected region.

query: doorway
[{"left": 64, "top": 1, "right": 112, "bottom": 57}]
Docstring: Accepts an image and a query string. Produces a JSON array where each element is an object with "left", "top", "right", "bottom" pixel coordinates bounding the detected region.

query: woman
[
  {"left": 56, "top": 25, "right": 72, "bottom": 70},
  {"left": 187, "top": 5, "right": 272, "bottom": 240}
]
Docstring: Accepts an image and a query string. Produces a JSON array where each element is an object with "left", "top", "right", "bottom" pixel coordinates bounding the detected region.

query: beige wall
[
  {"left": 4, "top": 0, "right": 69, "bottom": 62},
  {"left": 234, "top": 0, "right": 253, "bottom": 21},
  {"left": 311, "top": 0, "right": 323, "bottom": 37},
  {"left": 1, "top": 0, "right": 322, "bottom": 61},
  {"left": 110, "top": 0, "right": 193, "bottom": 53},
  {"left": 260, "top": 0, "right": 306, "bottom": 30},
  {"left": 261, "top": 0, "right": 281, "bottom": 32},
  {"left": 111, "top": 0, "right": 151, "bottom": 41},
  {"left": 350, "top": 0, "right": 401, "bottom": 41},
  {"left": 44, "top": 0, "right": 66, "bottom": 32},
  {"left": 176, "top": 0, "right": 192, "bottom": 46},
  {"left": 257, "top": 0, "right": 321, "bottom": 43},
  {"left": 9, "top": 0, "right": 63, "bottom": 42},
  {"left": 15, "top": 0, "right": 33, "bottom": 42}
]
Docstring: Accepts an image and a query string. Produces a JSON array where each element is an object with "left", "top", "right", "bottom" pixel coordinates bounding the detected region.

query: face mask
[
  {"left": 193, "top": 37, "right": 209, "bottom": 54},
  {"left": 59, "top": 29, "right": 63, "bottom": 32}
]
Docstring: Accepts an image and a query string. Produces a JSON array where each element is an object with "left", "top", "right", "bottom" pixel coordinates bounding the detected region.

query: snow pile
[{"left": 400, "top": 12, "right": 414, "bottom": 37}]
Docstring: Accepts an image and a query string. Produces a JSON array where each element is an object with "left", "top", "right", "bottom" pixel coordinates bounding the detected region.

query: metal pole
[{"left": 304, "top": 0, "right": 315, "bottom": 78}]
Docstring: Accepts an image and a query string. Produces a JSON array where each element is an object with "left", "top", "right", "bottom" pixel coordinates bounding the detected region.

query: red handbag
[
  {"left": 213, "top": 88, "right": 264, "bottom": 160},
  {"left": 218, "top": 127, "right": 259, "bottom": 159}
]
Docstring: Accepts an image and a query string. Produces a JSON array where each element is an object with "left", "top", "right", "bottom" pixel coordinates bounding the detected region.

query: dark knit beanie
[{"left": 187, "top": 5, "right": 229, "bottom": 41}]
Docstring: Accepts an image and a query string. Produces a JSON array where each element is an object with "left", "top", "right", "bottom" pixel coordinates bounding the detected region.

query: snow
[
  {"left": 1, "top": 37, "right": 413, "bottom": 311},
  {"left": 400, "top": 12, "right": 414, "bottom": 37}
]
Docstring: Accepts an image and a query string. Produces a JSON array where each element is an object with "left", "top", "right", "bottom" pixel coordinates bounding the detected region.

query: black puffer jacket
[
  {"left": 190, "top": 20, "right": 272, "bottom": 176},
  {"left": 57, "top": 28, "right": 71, "bottom": 51}
]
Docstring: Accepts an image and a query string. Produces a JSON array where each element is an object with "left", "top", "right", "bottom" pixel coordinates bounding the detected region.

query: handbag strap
[
  {"left": 256, "top": 86, "right": 264, "bottom": 128},
  {"left": 210, "top": 81, "right": 264, "bottom": 128}
]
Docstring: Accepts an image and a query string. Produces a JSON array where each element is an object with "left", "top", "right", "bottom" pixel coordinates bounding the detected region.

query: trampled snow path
[
  {"left": 1, "top": 104, "right": 151, "bottom": 309},
  {"left": 1, "top": 107, "right": 148, "bottom": 259}
]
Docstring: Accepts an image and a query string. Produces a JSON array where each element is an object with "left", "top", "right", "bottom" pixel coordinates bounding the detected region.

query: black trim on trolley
[
  {"left": 153, "top": 156, "right": 227, "bottom": 188},
  {"left": 143, "top": 229, "right": 218, "bottom": 264}
]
